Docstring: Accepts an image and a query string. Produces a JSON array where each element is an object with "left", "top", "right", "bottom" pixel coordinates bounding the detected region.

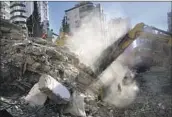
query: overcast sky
[{"left": 48, "top": 2, "right": 171, "bottom": 34}]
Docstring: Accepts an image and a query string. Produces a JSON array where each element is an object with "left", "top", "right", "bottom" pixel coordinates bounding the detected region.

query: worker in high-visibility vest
[{"left": 56, "top": 32, "right": 68, "bottom": 46}]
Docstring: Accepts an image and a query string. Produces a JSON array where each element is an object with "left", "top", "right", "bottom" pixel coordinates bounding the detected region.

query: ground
[
  {"left": 85, "top": 67, "right": 172, "bottom": 117},
  {"left": 0, "top": 66, "right": 171, "bottom": 117},
  {"left": 0, "top": 31, "right": 171, "bottom": 117}
]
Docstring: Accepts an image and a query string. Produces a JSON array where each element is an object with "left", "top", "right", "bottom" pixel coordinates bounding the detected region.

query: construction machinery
[
  {"left": 56, "top": 32, "right": 69, "bottom": 46},
  {"left": 94, "top": 22, "right": 172, "bottom": 75},
  {"left": 1, "top": 18, "right": 171, "bottom": 74},
  {"left": 54, "top": 23, "right": 171, "bottom": 74}
]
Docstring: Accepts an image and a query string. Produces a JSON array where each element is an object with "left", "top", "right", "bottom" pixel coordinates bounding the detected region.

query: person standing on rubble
[
  {"left": 42, "top": 29, "right": 47, "bottom": 39},
  {"left": 47, "top": 28, "right": 53, "bottom": 42}
]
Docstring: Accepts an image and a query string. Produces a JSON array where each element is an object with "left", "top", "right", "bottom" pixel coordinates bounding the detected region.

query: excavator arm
[{"left": 94, "top": 23, "right": 172, "bottom": 76}]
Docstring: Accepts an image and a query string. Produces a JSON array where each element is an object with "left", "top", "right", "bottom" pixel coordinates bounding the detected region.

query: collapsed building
[{"left": 0, "top": 17, "right": 172, "bottom": 117}]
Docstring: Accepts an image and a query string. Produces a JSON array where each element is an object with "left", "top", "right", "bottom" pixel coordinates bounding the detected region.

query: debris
[
  {"left": 38, "top": 74, "right": 71, "bottom": 104},
  {"left": 64, "top": 91, "right": 86, "bottom": 117},
  {"left": 0, "top": 20, "right": 172, "bottom": 117},
  {"left": 0, "top": 109, "right": 14, "bottom": 117},
  {"left": 24, "top": 83, "right": 47, "bottom": 106}
]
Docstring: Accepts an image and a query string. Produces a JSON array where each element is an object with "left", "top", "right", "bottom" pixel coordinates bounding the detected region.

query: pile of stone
[
  {"left": 0, "top": 30, "right": 172, "bottom": 117},
  {"left": 0, "top": 36, "right": 99, "bottom": 117}
]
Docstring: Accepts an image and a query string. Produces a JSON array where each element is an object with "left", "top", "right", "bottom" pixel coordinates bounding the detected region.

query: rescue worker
[
  {"left": 42, "top": 32, "right": 47, "bottom": 39},
  {"left": 47, "top": 28, "right": 53, "bottom": 42}
]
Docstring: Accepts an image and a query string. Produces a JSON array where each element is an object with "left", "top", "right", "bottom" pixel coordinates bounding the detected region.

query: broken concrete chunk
[
  {"left": 25, "top": 56, "right": 35, "bottom": 65},
  {"left": 24, "top": 83, "right": 47, "bottom": 106},
  {"left": 26, "top": 46, "right": 45, "bottom": 56},
  {"left": 31, "top": 38, "right": 48, "bottom": 45},
  {"left": 77, "top": 71, "right": 94, "bottom": 85},
  {"left": 28, "top": 62, "right": 41, "bottom": 71},
  {"left": 64, "top": 91, "right": 86, "bottom": 117},
  {"left": 38, "top": 74, "right": 70, "bottom": 104},
  {"left": 0, "top": 109, "right": 14, "bottom": 117},
  {"left": 39, "top": 64, "right": 51, "bottom": 72},
  {"left": 46, "top": 48, "right": 64, "bottom": 60}
]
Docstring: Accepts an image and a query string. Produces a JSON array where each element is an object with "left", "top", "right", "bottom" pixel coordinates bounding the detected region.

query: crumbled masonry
[{"left": 0, "top": 30, "right": 172, "bottom": 117}]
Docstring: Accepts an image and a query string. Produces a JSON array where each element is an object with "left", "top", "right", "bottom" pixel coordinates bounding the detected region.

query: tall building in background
[
  {"left": 0, "top": 1, "right": 11, "bottom": 20},
  {"left": 1, "top": 1, "right": 49, "bottom": 36},
  {"left": 37, "top": 1, "right": 49, "bottom": 33},
  {"left": 107, "top": 17, "right": 131, "bottom": 40},
  {"left": 25, "top": 1, "right": 49, "bottom": 36},
  {"left": 10, "top": 1, "right": 28, "bottom": 29},
  {"left": 65, "top": 1, "right": 105, "bottom": 35},
  {"left": 167, "top": 2, "right": 172, "bottom": 32},
  {"left": 25, "top": 2, "right": 34, "bottom": 18}
]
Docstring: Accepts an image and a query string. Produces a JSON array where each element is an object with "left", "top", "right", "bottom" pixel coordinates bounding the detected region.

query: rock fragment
[
  {"left": 64, "top": 91, "right": 86, "bottom": 117},
  {"left": 38, "top": 74, "right": 71, "bottom": 104},
  {"left": 24, "top": 83, "right": 47, "bottom": 106}
]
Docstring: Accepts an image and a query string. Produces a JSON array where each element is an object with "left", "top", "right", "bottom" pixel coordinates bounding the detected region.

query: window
[
  {"left": 75, "top": 14, "right": 77, "bottom": 18},
  {"left": 11, "top": 6, "right": 25, "bottom": 11},
  {"left": 13, "top": 12, "right": 20, "bottom": 16},
  {"left": 75, "top": 20, "right": 80, "bottom": 28},
  {"left": 75, "top": 20, "right": 78, "bottom": 24},
  {"left": 12, "top": 17, "right": 26, "bottom": 22}
]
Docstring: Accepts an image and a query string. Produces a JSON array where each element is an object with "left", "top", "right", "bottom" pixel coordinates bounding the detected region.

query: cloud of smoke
[
  {"left": 65, "top": 13, "right": 139, "bottom": 108},
  {"left": 99, "top": 58, "right": 139, "bottom": 108},
  {"left": 65, "top": 14, "right": 130, "bottom": 70}
]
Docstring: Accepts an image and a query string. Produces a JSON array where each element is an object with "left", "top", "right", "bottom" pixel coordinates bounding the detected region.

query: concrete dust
[
  {"left": 99, "top": 58, "right": 139, "bottom": 108},
  {"left": 65, "top": 14, "right": 130, "bottom": 71},
  {"left": 65, "top": 14, "right": 139, "bottom": 108},
  {"left": 1, "top": 11, "right": 172, "bottom": 117}
]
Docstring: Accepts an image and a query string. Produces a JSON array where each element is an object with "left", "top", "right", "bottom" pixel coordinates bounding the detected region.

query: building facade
[
  {"left": 167, "top": 12, "right": 171, "bottom": 32},
  {"left": 37, "top": 1, "right": 49, "bottom": 34},
  {"left": 25, "top": 2, "right": 34, "bottom": 18},
  {"left": 107, "top": 17, "right": 131, "bottom": 41},
  {"left": 10, "top": 1, "right": 28, "bottom": 29},
  {"left": 167, "top": 2, "right": 172, "bottom": 32},
  {"left": 65, "top": 2, "right": 105, "bottom": 35},
  {"left": 1, "top": 1, "right": 49, "bottom": 36},
  {"left": 0, "top": 1, "right": 11, "bottom": 20}
]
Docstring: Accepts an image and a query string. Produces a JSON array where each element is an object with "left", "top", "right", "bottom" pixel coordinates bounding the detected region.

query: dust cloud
[
  {"left": 65, "top": 14, "right": 139, "bottom": 108},
  {"left": 99, "top": 59, "right": 139, "bottom": 108}
]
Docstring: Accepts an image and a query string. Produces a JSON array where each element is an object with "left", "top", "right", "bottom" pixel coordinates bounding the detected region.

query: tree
[
  {"left": 32, "top": 1, "right": 42, "bottom": 37},
  {"left": 62, "top": 16, "right": 66, "bottom": 32},
  {"left": 65, "top": 23, "right": 70, "bottom": 34},
  {"left": 59, "top": 27, "right": 63, "bottom": 33},
  {"left": 26, "top": 14, "right": 33, "bottom": 36},
  {"left": 61, "top": 16, "right": 70, "bottom": 34}
]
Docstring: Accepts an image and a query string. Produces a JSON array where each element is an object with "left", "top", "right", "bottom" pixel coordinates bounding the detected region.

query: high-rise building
[
  {"left": 107, "top": 17, "right": 131, "bottom": 40},
  {"left": 1, "top": 1, "right": 49, "bottom": 36},
  {"left": 25, "top": 2, "right": 34, "bottom": 18},
  {"left": 0, "top": 1, "right": 11, "bottom": 20},
  {"left": 25, "top": 1, "right": 49, "bottom": 36},
  {"left": 10, "top": 1, "right": 28, "bottom": 30},
  {"left": 167, "top": 2, "right": 172, "bottom": 32},
  {"left": 65, "top": 2, "right": 105, "bottom": 35},
  {"left": 37, "top": 1, "right": 49, "bottom": 33}
]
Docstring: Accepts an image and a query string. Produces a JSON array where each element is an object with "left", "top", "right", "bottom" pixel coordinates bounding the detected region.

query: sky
[{"left": 48, "top": 2, "right": 171, "bottom": 34}]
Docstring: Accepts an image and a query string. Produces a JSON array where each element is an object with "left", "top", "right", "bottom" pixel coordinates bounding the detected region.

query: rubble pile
[
  {"left": 0, "top": 35, "right": 172, "bottom": 117},
  {"left": 0, "top": 37, "right": 97, "bottom": 91},
  {"left": 0, "top": 36, "right": 98, "bottom": 117}
]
